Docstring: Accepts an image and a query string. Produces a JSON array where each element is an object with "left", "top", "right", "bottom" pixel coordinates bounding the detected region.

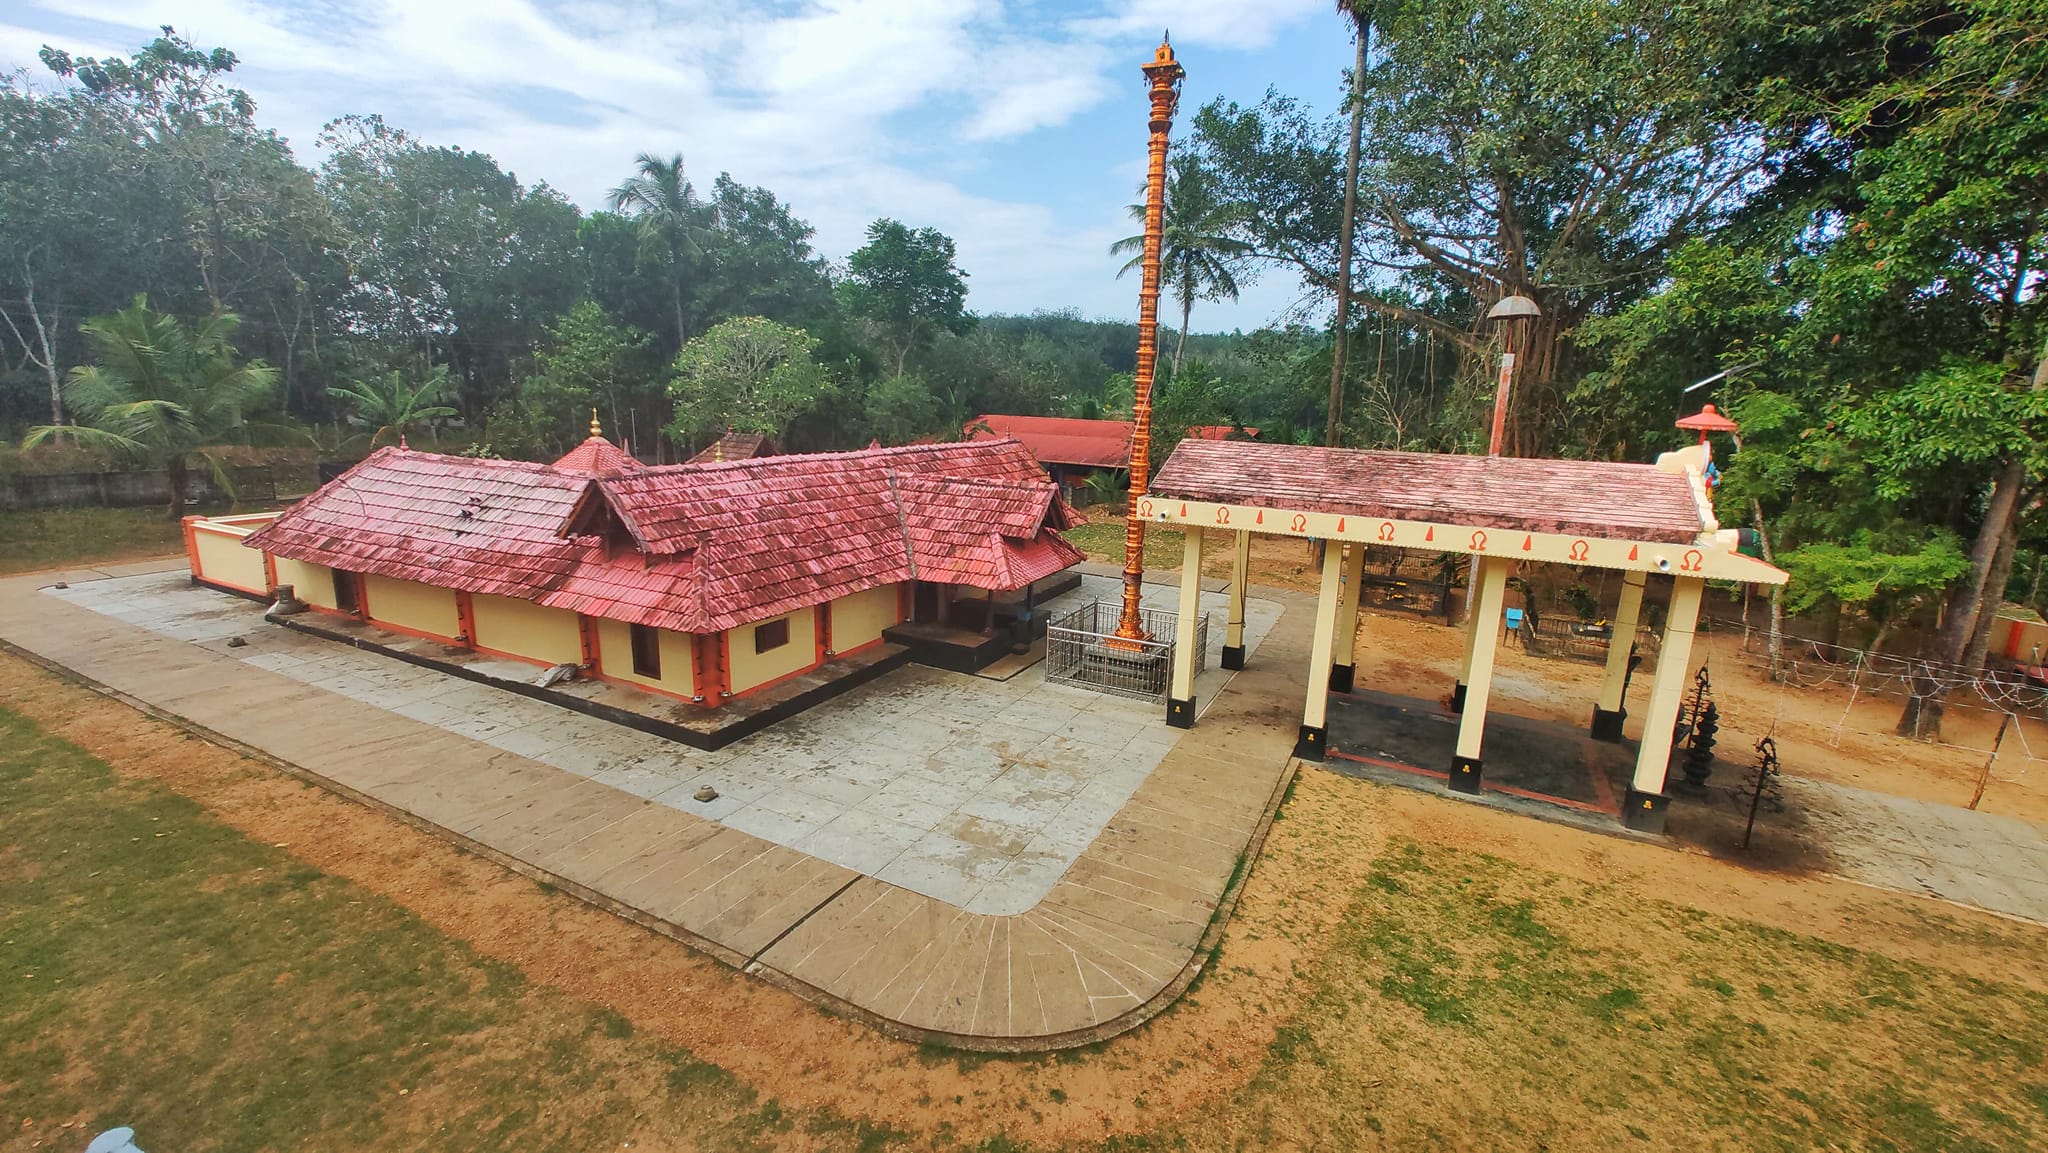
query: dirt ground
[
  {"left": 1345, "top": 607, "right": 2048, "bottom": 826},
  {"left": 6, "top": 649, "right": 2044, "bottom": 1150}
]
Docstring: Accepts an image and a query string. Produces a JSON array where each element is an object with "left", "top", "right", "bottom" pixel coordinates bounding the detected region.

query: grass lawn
[
  {"left": 1061, "top": 521, "right": 1186, "bottom": 571},
  {"left": 0, "top": 706, "right": 899, "bottom": 1153},
  {"left": 0, "top": 507, "right": 187, "bottom": 576},
  {"left": 1158, "top": 834, "right": 2048, "bottom": 1151}
]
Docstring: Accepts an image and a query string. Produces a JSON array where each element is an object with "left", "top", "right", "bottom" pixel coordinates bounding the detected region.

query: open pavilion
[{"left": 1147, "top": 437, "right": 1788, "bottom": 832}]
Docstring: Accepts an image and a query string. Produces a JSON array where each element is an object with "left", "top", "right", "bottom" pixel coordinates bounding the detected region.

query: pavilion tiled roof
[
  {"left": 1150, "top": 439, "right": 1709, "bottom": 545},
  {"left": 247, "top": 439, "right": 1081, "bottom": 636}
]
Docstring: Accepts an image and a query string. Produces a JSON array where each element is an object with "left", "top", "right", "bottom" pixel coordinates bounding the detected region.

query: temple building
[{"left": 185, "top": 426, "right": 1082, "bottom": 708}]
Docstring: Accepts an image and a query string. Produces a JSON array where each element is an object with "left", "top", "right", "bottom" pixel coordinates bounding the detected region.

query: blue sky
[{"left": 1, "top": 1, "right": 1355, "bottom": 328}]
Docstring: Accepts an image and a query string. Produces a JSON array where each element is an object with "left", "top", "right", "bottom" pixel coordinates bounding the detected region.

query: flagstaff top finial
[
  {"left": 1146, "top": 35, "right": 1182, "bottom": 83},
  {"left": 590, "top": 408, "right": 602, "bottom": 438}
]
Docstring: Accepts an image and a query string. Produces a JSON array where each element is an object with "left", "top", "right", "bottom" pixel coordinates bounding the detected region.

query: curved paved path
[{"left": 0, "top": 561, "right": 1313, "bottom": 1049}]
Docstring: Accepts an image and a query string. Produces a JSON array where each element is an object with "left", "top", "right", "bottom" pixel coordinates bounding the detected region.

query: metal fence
[
  {"left": 1518, "top": 614, "right": 1662, "bottom": 671},
  {"left": 1046, "top": 600, "right": 1209, "bottom": 703}
]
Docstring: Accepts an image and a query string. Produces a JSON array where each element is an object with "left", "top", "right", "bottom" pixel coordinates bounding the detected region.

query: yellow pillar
[
  {"left": 1591, "top": 569, "right": 1648, "bottom": 740},
  {"left": 1329, "top": 543, "right": 1366, "bottom": 693},
  {"left": 1222, "top": 529, "right": 1251, "bottom": 670},
  {"left": 1451, "top": 557, "right": 1510, "bottom": 793},
  {"left": 1294, "top": 539, "right": 1346, "bottom": 760},
  {"left": 1625, "top": 575, "right": 1705, "bottom": 832},
  {"left": 1167, "top": 527, "right": 1205, "bottom": 727},
  {"left": 1452, "top": 569, "right": 1487, "bottom": 711}
]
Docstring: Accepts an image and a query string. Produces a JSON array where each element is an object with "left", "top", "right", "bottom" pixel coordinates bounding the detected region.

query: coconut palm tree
[
  {"left": 1110, "top": 152, "right": 1252, "bottom": 380},
  {"left": 328, "top": 366, "right": 457, "bottom": 449},
  {"left": 21, "top": 296, "right": 276, "bottom": 519},
  {"left": 608, "top": 152, "right": 709, "bottom": 348}
]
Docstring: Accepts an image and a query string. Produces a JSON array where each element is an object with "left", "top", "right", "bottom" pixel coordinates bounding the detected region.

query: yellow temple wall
[
  {"left": 363, "top": 575, "right": 460, "bottom": 640},
  {"left": 272, "top": 558, "right": 339, "bottom": 611},
  {"left": 830, "top": 585, "right": 900, "bottom": 652},
  {"left": 191, "top": 528, "right": 269, "bottom": 594},
  {"left": 594, "top": 617, "right": 696, "bottom": 697},
  {"left": 471, "top": 594, "right": 583, "bottom": 666},
  {"left": 729, "top": 609, "right": 817, "bottom": 694}
]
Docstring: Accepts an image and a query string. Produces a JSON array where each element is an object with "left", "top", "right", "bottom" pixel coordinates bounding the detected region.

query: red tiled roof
[
  {"left": 552, "top": 436, "right": 642, "bottom": 476},
  {"left": 968, "top": 415, "right": 1132, "bottom": 468},
  {"left": 1150, "top": 439, "right": 1708, "bottom": 544},
  {"left": 686, "top": 431, "right": 775, "bottom": 464},
  {"left": 244, "top": 447, "right": 588, "bottom": 599},
  {"left": 246, "top": 440, "right": 1082, "bottom": 636},
  {"left": 966, "top": 415, "right": 1259, "bottom": 468}
]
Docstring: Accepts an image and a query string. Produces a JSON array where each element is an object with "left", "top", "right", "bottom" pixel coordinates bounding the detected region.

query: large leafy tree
[
  {"left": 841, "top": 219, "right": 972, "bottom": 377},
  {"left": 1110, "top": 153, "right": 1252, "bottom": 379},
  {"left": 21, "top": 296, "right": 276, "bottom": 517},
  {"left": 667, "top": 317, "right": 835, "bottom": 447},
  {"left": 502, "top": 302, "right": 661, "bottom": 458},
  {"left": 1195, "top": 0, "right": 1772, "bottom": 454}
]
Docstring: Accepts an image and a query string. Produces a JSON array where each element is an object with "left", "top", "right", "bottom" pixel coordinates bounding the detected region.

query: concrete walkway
[{"left": 0, "top": 561, "right": 1315, "bottom": 1049}]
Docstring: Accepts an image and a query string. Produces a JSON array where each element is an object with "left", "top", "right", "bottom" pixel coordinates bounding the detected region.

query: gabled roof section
[
  {"left": 598, "top": 440, "right": 1059, "bottom": 557},
  {"left": 244, "top": 447, "right": 589, "bottom": 598},
  {"left": 552, "top": 435, "right": 642, "bottom": 476},
  {"left": 686, "top": 431, "right": 775, "bottom": 464}
]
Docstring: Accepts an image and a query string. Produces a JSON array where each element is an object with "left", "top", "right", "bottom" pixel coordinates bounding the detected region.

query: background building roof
[{"left": 967, "top": 414, "right": 1257, "bottom": 470}]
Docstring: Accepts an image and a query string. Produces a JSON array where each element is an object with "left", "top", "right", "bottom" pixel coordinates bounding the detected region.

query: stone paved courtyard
[{"left": 49, "top": 570, "right": 1283, "bottom": 915}]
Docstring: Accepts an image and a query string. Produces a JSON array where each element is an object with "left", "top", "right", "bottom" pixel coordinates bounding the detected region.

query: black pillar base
[
  {"left": 1449, "top": 682, "right": 1468, "bottom": 713},
  {"left": 1293, "top": 724, "right": 1327, "bottom": 761},
  {"left": 1328, "top": 662, "right": 1355, "bottom": 693},
  {"left": 1166, "top": 696, "right": 1196, "bottom": 729},
  {"left": 1450, "top": 755, "right": 1483, "bottom": 794},
  {"left": 1590, "top": 705, "right": 1626, "bottom": 742},
  {"left": 1221, "top": 644, "right": 1246, "bottom": 670},
  {"left": 1623, "top": 788, "right": 1671, "bottom": 833}
]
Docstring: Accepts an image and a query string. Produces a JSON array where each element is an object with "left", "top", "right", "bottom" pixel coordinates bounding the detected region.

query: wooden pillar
[
  {"left": 1329, "top": 543, "right": 1366, "bottom": 693},
  {"left": 1167, "top": 528, "right": 1204, "bottom": 727},
  {"left": 1591, "top": 569, "right": 1648, "bottom": 740},
  {"left": 454, "top": 591, "right": 478, "bottom": 648},
  {"left": 1294, "top": 539, "right": 1347, "bottom": 760},
  {"left": 1222, "top": 529, "right": 1251, "bottom": 669},
  {"left": 1625, "top": 575, "right": 1704, "bottom": 832},
  {"left": 1451, "top": 557, "right": 1510, "bottom": 793}
]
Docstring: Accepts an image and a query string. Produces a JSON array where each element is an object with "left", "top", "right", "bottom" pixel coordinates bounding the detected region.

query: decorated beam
[{"left": 1138, "top": 496, "right": 1787, "bottom": 586}]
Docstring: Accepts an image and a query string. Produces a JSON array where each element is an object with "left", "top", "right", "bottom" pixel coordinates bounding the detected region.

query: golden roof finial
[{"left": 590, "top": 408, "right": 602, "bottom": 438}]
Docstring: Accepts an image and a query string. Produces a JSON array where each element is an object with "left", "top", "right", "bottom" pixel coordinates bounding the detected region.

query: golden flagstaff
[{"left": 1114, "top": 34, "right": 1184, "bottom": 643}]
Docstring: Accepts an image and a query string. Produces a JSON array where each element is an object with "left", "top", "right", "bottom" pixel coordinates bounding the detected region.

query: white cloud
[{"left": 8, "top": 0, "right": 1328, "bottom": 320}]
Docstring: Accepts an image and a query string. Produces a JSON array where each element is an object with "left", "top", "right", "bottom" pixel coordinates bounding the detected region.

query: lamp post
[
  {"left": 1113, "top": 35, "right": 1185, "bottom": 644},
  {"left": 1464, "top": 292, "right": 1542, "bottom": 615},
  {"left": 1483, "top": 293, "right": 1541, "bottom": 457}
]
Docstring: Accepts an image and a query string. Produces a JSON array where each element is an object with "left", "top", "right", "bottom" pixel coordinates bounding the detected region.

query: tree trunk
[
  {"left": 1325, "top": 15, "right": 1368, "bottom": 448},
  {"left": 166, "top": 458, "right": 189, "bottom": 521},
  {"left": 1964, "top": 517, "right": 2021, "bottom": 669},
  {"left": 1751, "top": 497, "right": 1785, "bottom": 681},
  {"left": 1898, "top": 341, "right": 2046, "bottom": 736},
  {"left": 1173, "top": 294, "right": 1192, "bottom": 379}
]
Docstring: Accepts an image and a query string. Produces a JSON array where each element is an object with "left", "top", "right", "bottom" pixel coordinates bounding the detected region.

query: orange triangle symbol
[
  {"left": 1256, "top": 510, "right": 1264, "bottom": 524},
  {"left": 1424, "top": 526, "right": 1434, "bottom": 541},
  {"left": 1522, "top": 534, "right": 1533, "bottom": 551},
  {"left": 1628, "top": 544, "right": 1639, "bottom": 561},
  {"left": 1179, "top": 503, "right": 1187, "bottom": 516},
  {"left": 1337, "top": 517, "right": 1346, "bottom": 532}
]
